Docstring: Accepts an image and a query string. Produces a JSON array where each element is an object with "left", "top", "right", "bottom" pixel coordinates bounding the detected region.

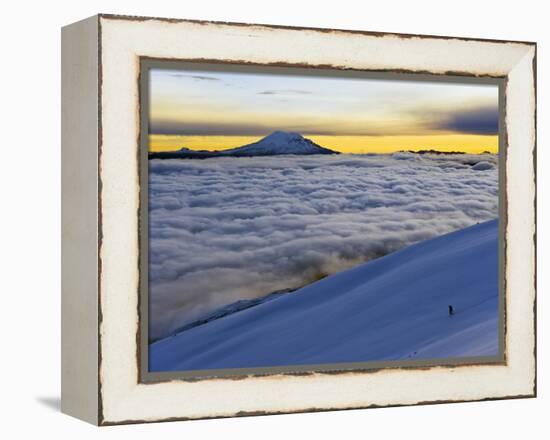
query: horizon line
[{"left": 148, "top": 132, "right": 499, "bottom": 155}]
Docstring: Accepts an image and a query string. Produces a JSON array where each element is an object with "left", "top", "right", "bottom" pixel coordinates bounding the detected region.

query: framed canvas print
[{"left": 61, "top": 14, "right": 536, "bottom": 425}]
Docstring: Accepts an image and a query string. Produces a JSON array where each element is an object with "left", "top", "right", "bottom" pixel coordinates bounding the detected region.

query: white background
[{"left": 0, "top": 0, "right": 546, "bottom": 437}]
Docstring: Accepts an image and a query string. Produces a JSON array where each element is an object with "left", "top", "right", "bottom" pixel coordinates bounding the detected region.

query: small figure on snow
[{"left": 448, "top": 305, "right": 454, "bottom": 316}]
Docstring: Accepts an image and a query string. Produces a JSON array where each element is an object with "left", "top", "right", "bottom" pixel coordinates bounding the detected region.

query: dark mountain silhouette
[{"left": 149, "top": 131, "right": 339, "bottom": 159}]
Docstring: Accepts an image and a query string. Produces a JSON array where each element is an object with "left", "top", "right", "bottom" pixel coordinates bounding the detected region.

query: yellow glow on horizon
[
  {"left": 149, "top": 135, "right": 259, "bottom": 152},
  {"left": 309, "top": 134, "right": 498, "bottom": 154},
  {"left": 149, "top": 134, "right": 498, "bottom": 154}
]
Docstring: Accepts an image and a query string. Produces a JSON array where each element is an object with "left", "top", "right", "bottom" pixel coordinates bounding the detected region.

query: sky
[{"left": 148, "top": 67, "right": 499, "bottom": 154}]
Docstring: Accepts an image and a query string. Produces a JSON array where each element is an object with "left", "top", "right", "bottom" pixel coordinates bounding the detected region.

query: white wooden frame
[{"left": 61, "top": 14, "right": 536, "bottom": 425}]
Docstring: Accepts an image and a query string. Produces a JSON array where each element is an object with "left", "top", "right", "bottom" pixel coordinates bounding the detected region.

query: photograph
[{"left": 144, "top": 64, "right": 502, "bottom": 374}]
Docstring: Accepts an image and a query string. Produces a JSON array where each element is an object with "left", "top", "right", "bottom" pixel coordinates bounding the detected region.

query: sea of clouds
[{"left": 148, "top": 153, "right": 498, "bottom": 341}]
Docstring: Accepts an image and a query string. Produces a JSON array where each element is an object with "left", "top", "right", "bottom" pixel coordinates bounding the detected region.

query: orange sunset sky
[{"left": 148, "top": 68, "right": 499, "bottom": 154}]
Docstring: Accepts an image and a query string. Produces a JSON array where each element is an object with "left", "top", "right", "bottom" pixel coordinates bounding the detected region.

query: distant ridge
[
  {"left": 399, "top": 149, "right": 466, "bottom": 155},
  {"left": 398, "top": 149, "right": 495, "bottom": 155},
  {"left": 149, "top": 131, "right": 339, "bottom": 159}
]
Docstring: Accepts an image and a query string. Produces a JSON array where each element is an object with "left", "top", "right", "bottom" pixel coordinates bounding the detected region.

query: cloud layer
[{"left": 148, "top": 154, "right": 498, "bottom": 340}]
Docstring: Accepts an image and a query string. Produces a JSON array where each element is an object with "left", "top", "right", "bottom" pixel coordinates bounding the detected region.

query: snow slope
[
  {"left": 149, "top": 131, "right": 338, "bottom": 158},
  {"left": 150, "top": 219, "right": 499, "bottom": 372},
  {"left": 157, "top": 289, "right": 292, "bottom": 342}
]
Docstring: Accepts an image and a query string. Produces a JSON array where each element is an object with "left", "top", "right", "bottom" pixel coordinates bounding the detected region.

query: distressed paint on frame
[{"left": 91, "top": 14, "right": 536, "bottom": 425}]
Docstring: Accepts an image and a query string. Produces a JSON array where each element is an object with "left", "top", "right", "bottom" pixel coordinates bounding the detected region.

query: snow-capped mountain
[
  {"left": 150, "top": 220, "right": 499, "bottom": 371},
  {"left": 219, "top": 131, "right": 337, "bottom": 156},
  {"left": 148, "top": 131, "right": 338, "bottom": 159}
]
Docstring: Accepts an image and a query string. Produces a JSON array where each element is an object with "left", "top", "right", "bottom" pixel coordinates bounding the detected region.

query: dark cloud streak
[
  {"left": 258, "top": 89, "right": 313, "bottom": 95},
  {"left": 167, "top": 73, "right": 221, "bottom": 81},
  {"left": 150, "top": 106, "right": 500, "bottom": 137},
  {"left": 150, "top": 122, "right": 275, "bottom": 136},
  {"left": 435, "top": 107, "right": 499, "bottom": 135},
  {"left": 150, "top": 121, "right": 421, "bottom": 137}
]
